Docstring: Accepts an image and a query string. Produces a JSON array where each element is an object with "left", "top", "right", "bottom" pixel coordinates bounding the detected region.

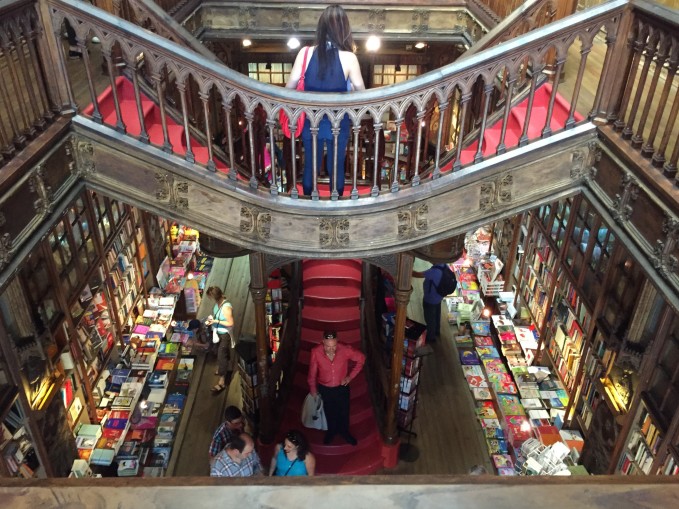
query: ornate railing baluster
[
  {"left": 497, "top": 76, "right": 516, "bottom": 153},
  {"left": 371, "top": 122, "right": 382, "bottom": 197},
  {"left": 453, "top": 91, "right": 471, "bottom": 172},
  {"left": 542, "top": 54, "right": 565, "bottom": 138},
  {"left": 350, "top": 123, "right": 360, "bottom": 199},
  {"left": 177, "top": 79, "right": 194, "bottom": 163},
  {"left": 647, "top": 41, "right": 679, "bottom": 162},
  {"left": 267, "top": 120, "right": 278, "bottom": 196},
  {"left": 474, "top": 81, "right": 494, "bottom": 163},
  {"left": 131, "top": 68, "right": 149, "bottom": 143},
  {"left": 519, "top": 65, "right": 541, "bottom": 147},
  {"left": 566, "top": 39, "right": 592, "bottom": 129},
  {"left": 222, "top": 102, "right": 235, "bottom": 180},
  {"left": 199, "top": 90, "right": 215, "bottom": 171},
  {"left": 10, "top": 27, "right": 44, "bottom": 131},
  {"left": 622, "top": 29, "right": 660, "bottom": 140},
  {"left": 310, "top": 125, "right": 319, "bottom": 200}
]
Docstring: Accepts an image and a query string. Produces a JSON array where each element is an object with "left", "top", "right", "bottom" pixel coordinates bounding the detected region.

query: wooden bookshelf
[{"left": 618, "top": 394, "right": 666, "bottom": 475}]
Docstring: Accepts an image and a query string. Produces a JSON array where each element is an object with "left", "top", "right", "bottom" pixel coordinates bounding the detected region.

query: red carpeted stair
[
  {"left": 83, "top": 76, "right": 231, "bottom": 174},
  {"left": 443, "top": 82, "right": 583, "bottom": 171},
  {"left": 278, "top": 259, "right": 384, "bottom": 475}
]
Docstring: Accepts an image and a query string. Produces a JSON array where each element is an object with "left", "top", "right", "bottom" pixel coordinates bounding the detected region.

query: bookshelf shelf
[{"left": 619, "top": 394, "right": 666, "bottom": 475}]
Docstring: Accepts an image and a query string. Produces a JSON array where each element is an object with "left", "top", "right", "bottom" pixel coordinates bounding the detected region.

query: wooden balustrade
[
  {"left": 0, "top": 0, "right": 670, "bottom": 201},
  {"left": 609, "top": 2, "right": 679, "bottom": 182},
  {"left": 0, "top": 0, "right": 58, "bottom": 168},
  {"left": 48, "top": 0, "right": 636, "bottom": 201}
]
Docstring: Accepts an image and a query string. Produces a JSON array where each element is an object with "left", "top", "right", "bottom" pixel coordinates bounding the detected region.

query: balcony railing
[{"left": 1, "top": 0, "right": 678, "bottom": 201}]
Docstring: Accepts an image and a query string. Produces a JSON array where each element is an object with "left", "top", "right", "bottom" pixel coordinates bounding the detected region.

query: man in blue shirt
[{"left": 412, "top": 264, "right": 446, "bottom": 344}]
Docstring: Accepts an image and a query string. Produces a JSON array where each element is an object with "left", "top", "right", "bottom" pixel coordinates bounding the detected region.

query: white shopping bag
[{"left": 301, "top": 393, "right": 327, "bottom": 430}]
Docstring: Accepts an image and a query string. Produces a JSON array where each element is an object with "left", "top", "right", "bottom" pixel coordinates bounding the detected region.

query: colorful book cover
[
  {"left": 497, "top": 466, "right": 516, "bottom": 476},
  {"left": 497, "top": 394, "right": 525, "bottom": 416},
  {"left": 472, "top": 387, "right": 493, "bottom": 400},
  {"left": 104, "top": 417, "right": 129, "bottom": 430},
  {"left": 475, "top": 346, "right": 500, "bottom": 359},
  {"left": 484, "top": 426, "right": 505, "bottom": 439},
  {"left": 492, "top": 454, "right": 514, "bottom": 469},
  {"left": 473, "top": 336, "right": 494, "bottom": 347},
  {"left": 471, "top": 321, "right": 491, "bottom": 336},
  {"left": 482, "top": 358, "right": 507, "bottom": 374},
  {"left": 459, "top": 349, "right": 480, "bottom": 365},
  {"left": 481, "top": 418, "right": 501, "bottom": 429},
  {"left": 155, "top": 358, "right": 176, "bottom": 371},
  {"left": 486, "top": 439, "right": 509, "bottom": 455},
  {"left": 476, "top": 401, "right": 497, "bottom": 419}
]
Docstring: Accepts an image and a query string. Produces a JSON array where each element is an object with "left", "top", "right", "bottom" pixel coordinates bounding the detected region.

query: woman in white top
[{"left": 205, "top": 286, "right": 234, "bottom": 393}]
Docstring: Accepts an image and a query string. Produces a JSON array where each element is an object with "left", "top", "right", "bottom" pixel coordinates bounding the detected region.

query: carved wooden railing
[
  {"left": 607, "top": 2, "right": 679, "bottom": 180},
  {"left": 0, "top": 0, "right": 667, "bottom": 204},
  {"left": 49, "top": 0, "right": 635, "bottom": 202},
  {"left": 464, "top": 0, "right": 558, "bottom": 56},
  {"left": 0, "top": 0, "right": 59, "bottom": 169}
]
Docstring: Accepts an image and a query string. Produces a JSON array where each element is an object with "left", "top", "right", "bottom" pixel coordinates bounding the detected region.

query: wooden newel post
[
  {"left": 248, "top": 252, "right": 273, "bottom": 444},
  {"left": 385, "top": 253, "right": 414, "bottom": 445}
]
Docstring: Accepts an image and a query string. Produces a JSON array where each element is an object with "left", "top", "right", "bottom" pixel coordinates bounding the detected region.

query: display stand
[{"left": 399, "top": 344, "right": 433, "bottom": 462}]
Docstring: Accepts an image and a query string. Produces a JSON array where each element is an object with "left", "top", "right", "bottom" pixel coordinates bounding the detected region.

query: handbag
[
  {"left": 212, "top": 327, "right": 220, "bottom": 344},
  {"left": 301, "top": 393, "right": 327, "bottom": 430},
  {"left": 280, "top": 47, "right": 310, "bottom": 139}
]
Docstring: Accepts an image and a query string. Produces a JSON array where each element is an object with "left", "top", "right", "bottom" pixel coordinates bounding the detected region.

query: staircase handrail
[
  {"left": 462, "top": 0, "right": 558, "bottom": 59},
  {"left": 125, "top": 0, "right": 219, "bottom": 62}
]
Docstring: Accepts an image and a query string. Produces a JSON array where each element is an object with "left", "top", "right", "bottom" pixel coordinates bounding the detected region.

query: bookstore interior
[{"left": 1, "top": 190, "right": 679, "bottom": 479}]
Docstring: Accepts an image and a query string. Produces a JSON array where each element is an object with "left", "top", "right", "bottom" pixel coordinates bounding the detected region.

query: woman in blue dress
[
  {"left": 286, "top": 5, "right": 366, "bottom": 197},
  {"left": 269, "top": 430, "right": 316, "bottom": 476}
]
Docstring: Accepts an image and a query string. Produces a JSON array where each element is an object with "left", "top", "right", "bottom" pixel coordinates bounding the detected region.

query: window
[
  {"left": 373, "top": 64, "right": 420, "bottom": 86},
  {"left": 248, "top": 63, "right": 292, "bottom": 85}
]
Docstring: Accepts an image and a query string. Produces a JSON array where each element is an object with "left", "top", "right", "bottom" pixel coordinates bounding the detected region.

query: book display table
[{"left": 72, "top": 290, "right": 201, "bottom": 478}]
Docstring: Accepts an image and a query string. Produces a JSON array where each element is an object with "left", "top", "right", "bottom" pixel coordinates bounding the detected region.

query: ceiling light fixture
[
  {"left": 414, "top": 41, "right": 426, "bottom": 50},
  {"left": 366, "top": 35, "right": 381, "bottom": 52},
  {"left": 242, "top": 39, "right": 252, "bottom": 48},
  {"left": 287, "top": 37, "right": 301, "bottom": 50}
]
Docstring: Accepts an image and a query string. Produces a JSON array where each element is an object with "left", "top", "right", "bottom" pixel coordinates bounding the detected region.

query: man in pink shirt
[{"left": 308, "top": 331, "right": 366, "bottom": 445}]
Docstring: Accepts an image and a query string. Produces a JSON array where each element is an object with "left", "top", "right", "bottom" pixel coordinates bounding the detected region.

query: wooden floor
[{"left": 170, "top": 256, "right": 492, "bottom": 476}]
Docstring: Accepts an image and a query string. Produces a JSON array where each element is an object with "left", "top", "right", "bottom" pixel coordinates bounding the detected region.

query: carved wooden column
[
  {"left": 248, "top": 252, "right": 273, "bottom": 444},
  {"left": 384, "top": 252, "right": 414, "bottom": 445}
]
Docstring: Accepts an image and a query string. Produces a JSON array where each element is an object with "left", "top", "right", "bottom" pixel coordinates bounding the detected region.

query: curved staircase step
[{"left": 303, "top": 260, "right": 362, "bottom": 282}]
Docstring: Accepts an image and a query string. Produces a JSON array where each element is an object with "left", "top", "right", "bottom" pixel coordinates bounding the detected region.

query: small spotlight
[
  {"left": 414, "top": 41, "right": 426, "bottom": 50},
  {"left": 187, "top": 272, "right": 194, "bottom": 280},
  {"left": 287, "top": 37, "right": 300, "bottom": 50},
  {"left": 242, "top": 39, "right": 252, "bottom": 48},
  {"left": 139, "top": 400, "right": 148, "bottom": 410},
  {"left": 482, "top": 308, "right": 491, "bottom": 318},
  {"left": 520, "top": 420, "right": 531, "bottom": 432},
  {"left": 366, "top": 35, "right": 381, "bottom": 52}
]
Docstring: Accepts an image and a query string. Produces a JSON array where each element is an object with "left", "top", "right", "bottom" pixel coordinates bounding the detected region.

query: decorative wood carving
[
  {"left": 650, "top": 213, "right": 679, "bottom": 281},
  {"left": 154, "top": 171, "right": 188, "bottom": 210},
  {"left": 282, "top": 7, "right": 299, "bottom": 31},
  {"left": 368, "top": 9, "right": 386, "bottom": 32},
  {"left": 319, "top": 218, "right": 350, "bottom": 248},
  {"left": 240, "top": 206, "right": 271, "bottom": 242},
  {"left": 479, "top": 173, "right": 513, "bottom": 212},
  {"left": 570, "top": 141, "right": 600, "bottom": 181},
  {"left": 412, "top": 9, "right": 430, "bottom": 33},
  {"left": 28, "top": 164, "right": 53, "bottom": 219},
  {"left": 612, "top": 172, "right": 639, "bottom": 224},
  {"left": 67, "top": 136, "right": 96, "bottom": 178},
  {"left": 397, "top": 204, "right": 428, "bottom": 240},
  {"left": 239, "top": 6, "right": 257, "bottom": 31}
]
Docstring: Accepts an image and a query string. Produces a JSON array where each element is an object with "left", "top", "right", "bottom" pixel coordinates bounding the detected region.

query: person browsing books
[
  {"left": 269, "top": 429, "right": 315, "bottom": 476},
  {"left": 205, "top": 286, "right": 234, "bottom": 394},
  {"left": 285, "top": 4, "right": 365, "bottom": 197},
  {"left": 208, "top": 406, "right": 244, "bottom": 460},
  {"left": 412, "top": 263, "right": 448, "bottom": 344},
  {"left": 210, "top": 432, "right": 263, "bottom": 477},
  {"left": 307, "top": 331, "right": 365, "bottom": 445}
]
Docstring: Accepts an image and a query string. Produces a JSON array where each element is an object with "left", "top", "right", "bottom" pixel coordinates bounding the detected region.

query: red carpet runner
[{"left": 279, "top": 259, "right": 384, "bottom": 475}]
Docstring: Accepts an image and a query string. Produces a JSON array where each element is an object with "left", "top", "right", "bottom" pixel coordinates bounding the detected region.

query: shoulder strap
[
  {"left": 283, "top": 457, "right": 298, "bottom": 476},
  {"left": 300, "top": 47, "right": 310, "bottom": 80}
]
